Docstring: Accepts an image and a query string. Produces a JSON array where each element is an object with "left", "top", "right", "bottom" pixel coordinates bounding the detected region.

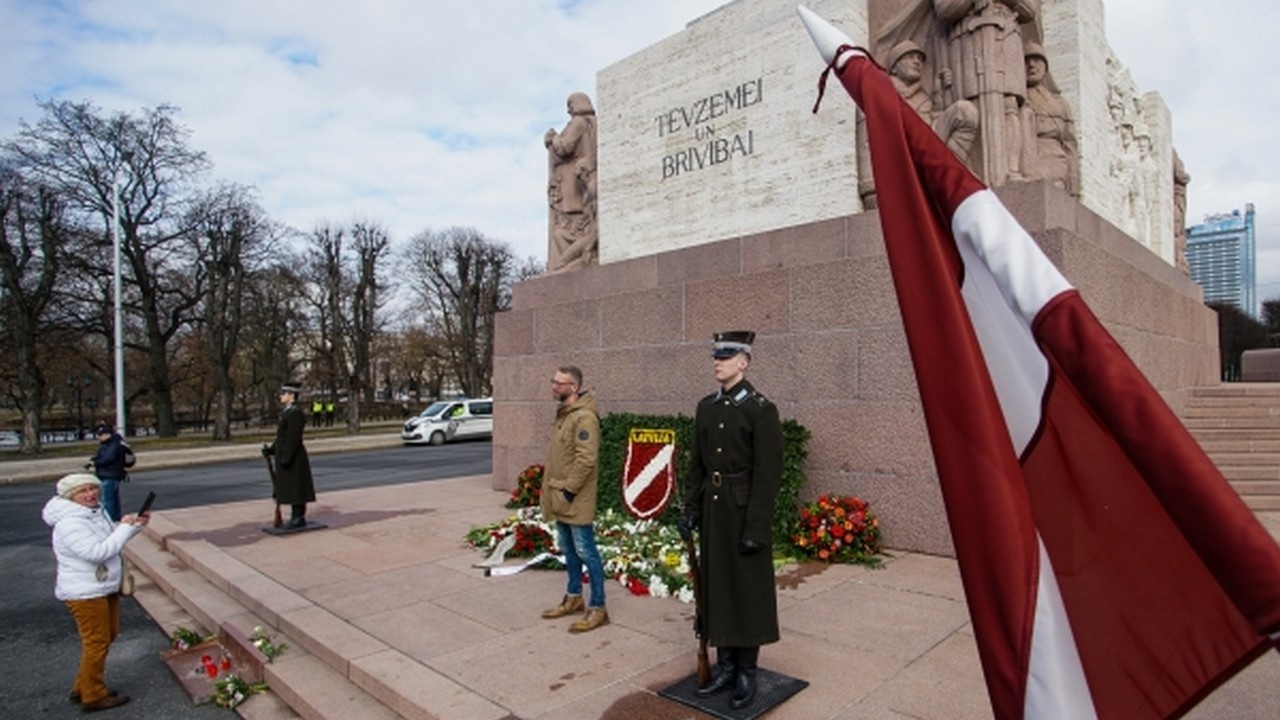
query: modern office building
[{"left": 1186, "top": 203, "right": 1257, "bottom": 317}]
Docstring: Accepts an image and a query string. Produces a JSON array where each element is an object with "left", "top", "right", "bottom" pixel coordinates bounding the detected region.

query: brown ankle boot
[
  {"left": 568, "top": 607, "right": 610, "bottom": 633},
  {"left": 541, "top": 594, "right": 584, "bottom": 619}
]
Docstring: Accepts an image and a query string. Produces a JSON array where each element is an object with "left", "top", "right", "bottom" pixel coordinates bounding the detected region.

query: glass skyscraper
[{"left": 1186, "top": 203, "right": 1257, "bottom": 317}]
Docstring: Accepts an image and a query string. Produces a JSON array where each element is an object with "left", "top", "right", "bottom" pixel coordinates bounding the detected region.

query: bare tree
[
  {"left": 403, "top": 227, "right": 521, "bottom": 397},
  {"left": 241, "top": 264, "right": 308, "bottom": 421},
  {"left": 0, "top": 162, "right": 70, "bottom": 452},
  {"left": 6, "top": 99, "right": 210, "bottom": 436},
  {"left": 346, "top": 222, "right": 390, "bottom": 429},
  {"left": 301, "top": 223, "right": 349, "bottom": 416},
  {"left": 192, "top": 184, "right": 278, "bottom": 440}
]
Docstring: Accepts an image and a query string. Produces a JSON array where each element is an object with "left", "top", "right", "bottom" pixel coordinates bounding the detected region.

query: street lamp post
[{"left": 112, "top": 156, "right": 128, "bottom": 437}]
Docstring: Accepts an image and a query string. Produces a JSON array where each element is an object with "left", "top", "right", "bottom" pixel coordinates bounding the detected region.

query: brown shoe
[
  {"left": 541, "top": 594, "right": 584, "bottom": 619},
  {"left": 569, "top": 607, "right": 609, "bottom": 633},
  {"left": 69, "top": 690, "right": 117, "bottom": 705},
  {"left": 80, "top": 693, "right": 130, "bottom": 713}
]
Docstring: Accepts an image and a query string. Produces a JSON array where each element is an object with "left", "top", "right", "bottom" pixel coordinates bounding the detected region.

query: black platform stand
[
  {"left": 262, "top": 520, "right": 327, "bottom": 536},
  {"left": 658, "top": 669, "right": 808, "bottom": 720}
]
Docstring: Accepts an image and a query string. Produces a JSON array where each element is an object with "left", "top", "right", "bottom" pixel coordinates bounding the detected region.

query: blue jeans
[
  {"left": 100, "top": 478, "right": 122, "bottom": 522},
  {"left": 556, "top": 521, "right": 606, "bottom": 608}
]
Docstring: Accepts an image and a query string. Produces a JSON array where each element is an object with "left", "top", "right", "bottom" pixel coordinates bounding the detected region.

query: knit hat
[{"left": 57, "top": 473, "right": 101, "bottom": 499}]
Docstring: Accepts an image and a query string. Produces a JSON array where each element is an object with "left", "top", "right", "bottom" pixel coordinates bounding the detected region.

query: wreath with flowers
[
  {"left": 465, "top": 506, "right": 697, "bottom": 601},
  {"left": 792, "top": 494, "right": 883, "bottom": 566},
  {"left": 504, "top": 463, "right": 544, "bottom": 509}
]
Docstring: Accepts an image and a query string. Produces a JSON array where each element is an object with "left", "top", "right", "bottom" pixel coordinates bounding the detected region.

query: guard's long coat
[
  {"left": 682, "top": 378, "right": 783, "bottom": 648},
  {"left": 270, "top": 403, "right": 315, "bottom": 504}
]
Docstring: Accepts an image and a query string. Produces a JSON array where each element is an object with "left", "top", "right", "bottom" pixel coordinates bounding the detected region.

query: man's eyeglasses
[{"left": 550, "top": 379, "right": 576, "bottom": 388}]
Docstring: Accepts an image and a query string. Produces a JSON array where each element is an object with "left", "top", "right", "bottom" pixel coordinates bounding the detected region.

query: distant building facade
[{"left": 1186, "top": 203, "right": 1257, "bottom": 317}]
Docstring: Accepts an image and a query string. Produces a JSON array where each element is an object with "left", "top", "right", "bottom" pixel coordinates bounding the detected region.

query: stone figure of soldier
[
  {"left": 859, "top": 38, "right": 979, "bottom": 208},
  {"left": 1022, "top": 42, "right": 1079, "bottom": 196},
  {"left": 932, "top": 0, "right": 1040, "bottom": 185}
]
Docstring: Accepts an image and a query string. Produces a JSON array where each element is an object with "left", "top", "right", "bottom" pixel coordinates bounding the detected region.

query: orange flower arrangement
[
  {"left": 792, "top": 494, "right": 883, "bottom": 566},
  {"left": 505, "top": 463, "right": 544, "bottom": 508}
]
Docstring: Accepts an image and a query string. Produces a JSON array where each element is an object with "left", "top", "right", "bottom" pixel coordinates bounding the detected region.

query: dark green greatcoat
[
  {"left": 682, "top": 378, "right": 783, "bottom": 648},
  {"left": 270, "top": 403, "right": 315, "bottom": 504}
]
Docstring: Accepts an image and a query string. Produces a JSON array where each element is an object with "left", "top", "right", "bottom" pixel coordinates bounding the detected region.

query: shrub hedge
[{"left": 595, "top": 412, "right": 811, "bottom": 548}]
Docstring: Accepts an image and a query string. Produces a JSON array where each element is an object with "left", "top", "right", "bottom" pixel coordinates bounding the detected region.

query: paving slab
[{"left": 125, "top": 472, "right": 1280, "bottom": 720}]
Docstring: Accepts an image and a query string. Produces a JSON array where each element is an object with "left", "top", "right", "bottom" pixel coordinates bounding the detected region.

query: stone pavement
[{"left": 117, "top": 441, "right": 1280, "bottom": 719}]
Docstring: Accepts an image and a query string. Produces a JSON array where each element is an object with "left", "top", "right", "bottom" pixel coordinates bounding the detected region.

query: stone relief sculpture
[
  {"left": 858, "top": 39, "right": 979, "bottom": 208},
  {"left": 1110, "top": 123, "right": 1140, "bottom": 238},
  {"left": 931, "top": 0, "right": 1039, "bottom": 185},
  {"left": 1173, "top": 149, "right": 1191, "bottom": 274},
  {"left": 545, "top": 92, "right": 598, "bottom": 272},
  {"left": 1134, "top": 127, "right": 1160, "bottom": 243},
  {"left": 857, "top": 1, "right": 1174, "bottom": 254},
  {"left": 868, "top": 0, "right": 1040, "bottom": 198},
  {"left": 1021, "top": 42, "right": 1079, "bottom": 196}
]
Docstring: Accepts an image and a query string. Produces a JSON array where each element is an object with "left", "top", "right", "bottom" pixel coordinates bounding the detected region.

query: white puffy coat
[{"left": 42, "top": 496, "right": 142, "bottom": 601}]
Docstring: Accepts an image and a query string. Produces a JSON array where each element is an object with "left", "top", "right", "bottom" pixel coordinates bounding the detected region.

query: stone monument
[{"left": 496, "top": 0, "right": 1217, "bottom": 556}]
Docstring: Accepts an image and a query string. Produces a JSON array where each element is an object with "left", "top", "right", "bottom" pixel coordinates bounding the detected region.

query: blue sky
[{"left": 2, "top": 0, "right": 1277, "bottom": 301}]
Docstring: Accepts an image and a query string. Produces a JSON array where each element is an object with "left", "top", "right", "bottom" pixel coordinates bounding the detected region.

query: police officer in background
[{"left": 679, "top": 331, "right": 784, "bottom": 710}]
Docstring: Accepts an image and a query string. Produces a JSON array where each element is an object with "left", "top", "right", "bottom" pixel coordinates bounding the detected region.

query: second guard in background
[
  {"left": 679, "top": 331, "right": 784, "bottom": 710},
  {"left": 262, "top": 382, "right": 316, "bottom": 529}
]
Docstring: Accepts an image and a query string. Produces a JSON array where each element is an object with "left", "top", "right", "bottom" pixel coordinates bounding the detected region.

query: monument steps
[
  {"left": 125, "top": 518, "right": 484, "bottom": 720},
  {"left": 1185, "top": 385, "right": 1280, "bottom": 512}
]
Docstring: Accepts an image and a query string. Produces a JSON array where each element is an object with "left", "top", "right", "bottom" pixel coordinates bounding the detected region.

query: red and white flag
[{"left": 798, "top": 7, "right": 1280, "bottom": 719}]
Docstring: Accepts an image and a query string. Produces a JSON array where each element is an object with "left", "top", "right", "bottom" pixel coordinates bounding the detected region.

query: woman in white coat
[{"left": 42, "top": 473, "right": 149, "bottom": 713}]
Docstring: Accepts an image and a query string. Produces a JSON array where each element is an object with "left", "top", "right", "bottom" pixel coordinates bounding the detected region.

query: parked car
[{"left": 400, "top": 398, "right": 494, "bottom": 445}]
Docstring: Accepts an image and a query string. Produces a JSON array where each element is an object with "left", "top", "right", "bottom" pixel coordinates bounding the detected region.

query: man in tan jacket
[{"left": 539, "top": 365, "right": 608, "bottom": 632}]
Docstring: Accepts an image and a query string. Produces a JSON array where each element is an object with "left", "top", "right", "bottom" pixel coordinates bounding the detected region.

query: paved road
[{"left": 0, "top": 441, "right": 491, "bottom": 719}]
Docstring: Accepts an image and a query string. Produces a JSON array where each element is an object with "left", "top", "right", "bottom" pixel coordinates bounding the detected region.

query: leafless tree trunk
[
  {"left": 403, "top": 227, "right": 521, "bottom": 398},
  {"left": 194, "top": 184, "right": 277, "bottom": 440},
  {"left": 0, "top": 168, "right": 67, "bottom": 453}
]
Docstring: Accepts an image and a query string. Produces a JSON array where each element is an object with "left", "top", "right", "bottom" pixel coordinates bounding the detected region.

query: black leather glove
[
  {"left": 562, "top": 489, "right": 576, "bottom": 502},
  {"left": 261, "top": 444, "right": 273, "bottom": 457},
  {"left": 739, "top": 538, "right": 765, "bottom": 555},
  {"left": 677, "top": 511, "right": 698, "bottom": 540}
]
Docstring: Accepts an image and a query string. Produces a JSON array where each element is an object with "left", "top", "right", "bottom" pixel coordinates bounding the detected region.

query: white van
[{"left": 400, "top": 398, "right": 494, "bottom": 445}]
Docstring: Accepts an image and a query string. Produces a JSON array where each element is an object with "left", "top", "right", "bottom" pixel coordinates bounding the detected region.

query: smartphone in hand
[{"left": 137, "top": 491, "right": 156, "bottom": 516}]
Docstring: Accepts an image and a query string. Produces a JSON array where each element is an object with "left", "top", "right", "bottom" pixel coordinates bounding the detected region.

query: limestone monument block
[
  {"left": 596, "top": 0, "right": 866, "bottom": 263},
  {"left": 593, "top": 0, "right": 1183, "bottom": 268}
]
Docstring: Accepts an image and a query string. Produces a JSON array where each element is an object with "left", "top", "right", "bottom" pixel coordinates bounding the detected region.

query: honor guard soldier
[{"left": 679, "top": 330, "right": 784, "bottom": 710}]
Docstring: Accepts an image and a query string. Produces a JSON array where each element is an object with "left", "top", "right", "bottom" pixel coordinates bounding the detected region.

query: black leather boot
[
  {"left": 695, "top": 647, "right": 737, "bottom": 697},
  {"left": 730, "top": 646, "right": 759, "bottom": 709},
  {"left": 285, "top": 504, "right": 307, "bottom": 529}
]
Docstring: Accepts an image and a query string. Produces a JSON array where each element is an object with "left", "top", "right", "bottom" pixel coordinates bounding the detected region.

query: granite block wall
[{"left": 494, "top": 181, "right": 1218, "bottom": 555}]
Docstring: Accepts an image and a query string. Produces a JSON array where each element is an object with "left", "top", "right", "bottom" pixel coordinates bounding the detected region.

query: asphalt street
[{"left": 0, "top": 440, "right": 491, "bottom": 718}]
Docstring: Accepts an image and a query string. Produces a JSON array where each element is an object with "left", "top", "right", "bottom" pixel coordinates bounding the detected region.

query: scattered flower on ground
[
  {"left": 170, "top": 626, "right": 211, "bottom": 650},
  {"left": 249, "top": 626, "right": 287, "bottom": 662},
  {"left": 211, "top": 674, "right": 269, "bottom": 709}
]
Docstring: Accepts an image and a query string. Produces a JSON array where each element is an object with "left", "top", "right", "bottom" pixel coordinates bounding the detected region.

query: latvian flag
[{"left": 798, "top": 7, "right": 1280, "bottom": 720}]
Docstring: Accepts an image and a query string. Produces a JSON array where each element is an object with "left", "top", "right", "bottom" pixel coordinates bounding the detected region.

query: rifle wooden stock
[
  {"left": 682, "top": 530, "right": 711, "bottom": 686},
  {"left": 263, "top": 453, "right": 282, "bottom": 528}
]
